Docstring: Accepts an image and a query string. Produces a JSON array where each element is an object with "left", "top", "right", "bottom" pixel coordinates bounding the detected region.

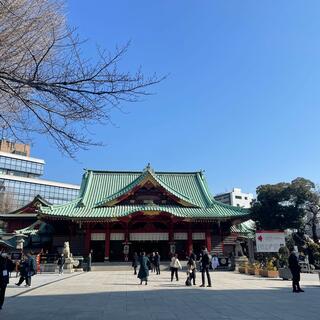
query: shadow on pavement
[{"left": 1, "top": 284, "right": 319, "bottom": 320}]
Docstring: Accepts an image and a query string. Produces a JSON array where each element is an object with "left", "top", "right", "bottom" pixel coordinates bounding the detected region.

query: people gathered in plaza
[{"left": 15, "top": 252, "right": 36, "bottom": 287}]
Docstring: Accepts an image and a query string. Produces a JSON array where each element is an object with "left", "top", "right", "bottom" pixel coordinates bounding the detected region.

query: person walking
[
  {"left": 57, "top": 253, "right": 65, "bottom": 275},
  {"left": 137, "top": 252, "right": 150, "bottom": 285},
  {"left": 288, "top": 248, "right": 304, "bottom": 293},
  {"left": 0, "top": 250, "right": 15, "bottom": 310},
  {"left": 15, "top": 255, "right": 29, "bottom": 286},
  {"left": 154, "top": 252, "right": 161, "bottom": 275},
  {"left": 170, "top": 253, "right": 182, "bottom": 281},
  {"left": 200, "top": 247, "right": 212, "bottom": 287},
  {"left": 187, "top": 256, "right": 196, "bottom": 285},
  {"left": 132, "top": 252, "right": 139, "bottom": 275},
  {"left": 25, "top": 252, "right": 36, "bottom": 287}
]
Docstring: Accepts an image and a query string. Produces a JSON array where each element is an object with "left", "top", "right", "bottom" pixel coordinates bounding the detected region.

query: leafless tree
[
  {"left": 0, "top": 0, "right": 162, "bottom": 157},
  {"left": 305, "top": 188, "right": 320, "bottom": 242}
]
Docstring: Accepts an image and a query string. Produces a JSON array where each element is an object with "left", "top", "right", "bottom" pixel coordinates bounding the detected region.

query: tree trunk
[{"left": 312, "top": 221, "right": 319, "bottom": 242}]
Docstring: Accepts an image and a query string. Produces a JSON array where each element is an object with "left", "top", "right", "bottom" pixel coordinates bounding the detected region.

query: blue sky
[{"left": 34, "top": 0, "right": 320, "bottom": 194}]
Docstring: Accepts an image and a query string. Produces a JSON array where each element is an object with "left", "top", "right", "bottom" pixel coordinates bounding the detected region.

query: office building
[
  {"left": 214, "top": 188, "right": 254, "bottom": 209},
  {"left": 0, "top": 140, "right": 80, "bottom": 211}
]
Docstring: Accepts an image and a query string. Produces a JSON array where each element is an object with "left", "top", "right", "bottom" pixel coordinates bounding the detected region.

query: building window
[{"left": 235, "top": 195, "right": 242, "bottom": 199}]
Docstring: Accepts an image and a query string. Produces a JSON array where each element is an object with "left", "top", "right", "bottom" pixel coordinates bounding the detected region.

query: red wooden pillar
[
  {"left": 84, "top": 223, "right": 91, "bottom": 254},
  {"left": 125, "top": 222, "right": 129, "bottom": 243},
  {"left": 219, "top": 222, "right": 224, "bottom": 254},
  {"left": 187, "top": 224, "right": 193, "bottom": 255},
  {"left": 206, "top": 224, "right": 212, "bottom": 252},
  {"left": 169, "top": 220, "right": 174, "bottom": 243},
  {"left": 105, "top": 222, "right": 110, "bottom": 261}
]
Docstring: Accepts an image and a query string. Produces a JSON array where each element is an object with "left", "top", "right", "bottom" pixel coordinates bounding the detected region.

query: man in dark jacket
[
  {"left": 288, "top": 248, "right": 304, "bottom": 293},
  {"left": 200, "top": 247, "right": 211, "bottom": 287},
  {"left": 0, "top": 250, "right": 15, "bottom": 310},
  {"left": 154, "top": 252, "right": 161, "bottom": 275}
]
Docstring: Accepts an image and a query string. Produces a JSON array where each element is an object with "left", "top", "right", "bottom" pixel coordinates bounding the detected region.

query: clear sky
[{"left": 33, "top": 0, "right": 320, "bottom": 195}]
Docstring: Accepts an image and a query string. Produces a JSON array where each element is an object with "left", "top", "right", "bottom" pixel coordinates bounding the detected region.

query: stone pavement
[
  {"left": 6, "top": 272, "right": 81, "bottom": 297},
  {"left": 2, "top": 270, "right": 319, "bottom": 320}
]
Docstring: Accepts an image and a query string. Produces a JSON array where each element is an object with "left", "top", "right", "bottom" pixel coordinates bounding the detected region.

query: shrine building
[{"left": 35, "top": 166, "right": 250, "bottom": 262}]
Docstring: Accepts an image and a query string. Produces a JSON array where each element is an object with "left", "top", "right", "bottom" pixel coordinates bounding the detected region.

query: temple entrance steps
[
  {"left": 211, "top": 236, "right": 223, "bottom": 255},
  {"left": 91, "top": 261, "right": 185, "bottom": 272}
]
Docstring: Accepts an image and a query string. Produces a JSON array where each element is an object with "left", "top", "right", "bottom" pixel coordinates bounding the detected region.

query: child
[{"left": 186, "top": 257, "right": 196, "bottom": 286}]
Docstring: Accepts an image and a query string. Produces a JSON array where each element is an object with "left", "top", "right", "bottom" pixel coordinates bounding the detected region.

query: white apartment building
[{"left": 214, "top": 188, "right": 254, "bottom": 208}]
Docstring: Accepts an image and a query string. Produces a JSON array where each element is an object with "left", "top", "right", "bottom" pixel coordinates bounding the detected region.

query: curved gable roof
[
  {"left": 95, "top": 168, "right": 199, "bottom": 207},
  {"left": 40, "top": 167, "right": 250, "bottom": 220}
]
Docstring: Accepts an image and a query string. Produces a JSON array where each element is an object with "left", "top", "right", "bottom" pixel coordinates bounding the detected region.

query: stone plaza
[{"left": 2, "top": 270, "right": 319, "bottom": 320}]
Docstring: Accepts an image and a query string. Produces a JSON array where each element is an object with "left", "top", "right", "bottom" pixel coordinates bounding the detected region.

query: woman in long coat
[{"left": 138, "top": 252, "right": 150, "bottom": 285}]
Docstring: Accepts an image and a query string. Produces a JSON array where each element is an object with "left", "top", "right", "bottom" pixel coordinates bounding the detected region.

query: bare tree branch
[{"left": 0, "top": 0, "right": 164, "bottom": 157}]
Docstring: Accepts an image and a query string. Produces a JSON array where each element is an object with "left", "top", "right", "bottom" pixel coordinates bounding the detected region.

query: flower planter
[
  {"left": 239, "top": 267, "right": 246, "bottom": 274},
  {"left": 260, "top": 269, "right": 268, "bottom": 277},
  {"left": 254, "top": 268, "right": 260, "bottom": 276},
  {"left": 248, "top": 267, "right": 255, "bottom": 275},
  {"left": 248, "top": 267, "right": 259, "bottom": 275},
  {"left": 267, "top": 270, "right": 279, "bottom": 278}
]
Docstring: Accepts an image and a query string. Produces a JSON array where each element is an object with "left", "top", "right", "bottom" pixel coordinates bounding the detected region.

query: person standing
[
  {"left": 150, "top": 252, "right": 156, "bottom": 272},
  {"left": 87, "top": 250, "right": 92, "bottom": 272},
  {"left": 154, "top": 252, "right": 161, "bottom": 275},
  {"left": 132, "top": 252, "right": 139, "bottom": 275},
  {"left": 170, "top": 253, "right": 182, "bottom": 281},
  {"left": 57, "top": 253, "right": 65, "bottom": 275},
  {"left": 288, "top": 248, "right": 304, "bottom": 293},
  {"left": 200, "top": 247, "right": 212, "bottom": 287},
  {"left": 137, "top": 252, "right": 150, "bottom": 285},
  {"left": 0, "top": 250, "right": 15, "bottom": 310},
  {"left": 187, "top": 256, "right": 196, "bottom": 285}
]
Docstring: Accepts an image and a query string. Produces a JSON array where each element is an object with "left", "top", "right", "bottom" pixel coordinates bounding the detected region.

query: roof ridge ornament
[{"left": 144, "top": 163, "right": 154, "bottom": 174}]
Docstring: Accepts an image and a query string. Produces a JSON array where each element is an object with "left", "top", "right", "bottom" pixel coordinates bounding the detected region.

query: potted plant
[
  {"left": 266, "top": 257, "right": 279, "bottom": 278},
  {"left": 238, "top": 261, "right": 248, "bottom": 274},
  {"left": 248, "top": 262, "right": 260, "bottom": 275},
  {"left": 247, "top": 262, "right": 255, "bottom": 275},
  {"left": 278, "top": 246, "right": 292, "bottom": 280}
]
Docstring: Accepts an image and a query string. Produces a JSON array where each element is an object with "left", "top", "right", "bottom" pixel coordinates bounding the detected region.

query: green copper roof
[
  {"left": 40, "top": 167, "right": 249, "bottom": 220},
  {"left": 231, "top": 219, "right": 256, "bottom": 237}
]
